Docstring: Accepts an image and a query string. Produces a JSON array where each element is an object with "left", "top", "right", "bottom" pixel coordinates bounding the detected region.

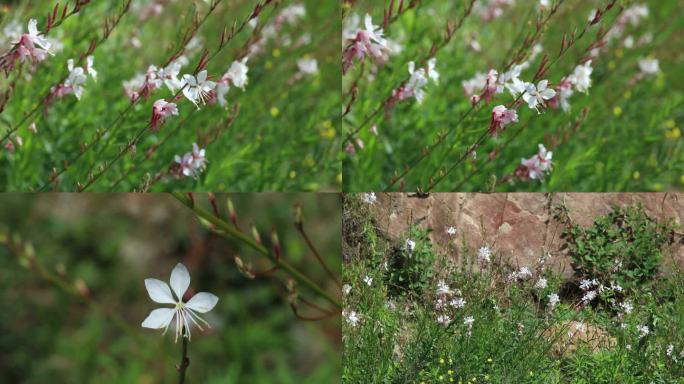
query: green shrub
[{"left": 560, "top": 204, "right": 676, "bottom": 291}]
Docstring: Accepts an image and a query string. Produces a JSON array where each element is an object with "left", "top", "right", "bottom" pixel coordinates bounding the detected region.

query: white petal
[
  {"left": 537, "top": 79, "right": 548, "bottom": 91},
  {"left": 170, "top": 263, "right": 191, "bottom": 301},
  {"left": 145, "top": 278, "right": 176, "bottom": 304},
  {"left": 540, "top": 88, "right": 556, "bottom": 99},
  {"left": 28, "top": 19, "right": 38, "bottom": 36},
  {"left": 202, "top": 81, "right": 216, "bottom": 91},
  {"left": 197, "top": 70, "right": 207, "bottom": 83},
  {"left": 182, "top": 74, "right": 197, "bottom": 86},
  {"left": 141, "top": 308, "right": 175, "bottom": 329},
  {"left": 185, "top": 292, "right": 219, "bottom": 313}
]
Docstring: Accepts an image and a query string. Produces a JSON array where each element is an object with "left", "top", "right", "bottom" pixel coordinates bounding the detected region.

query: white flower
[
  {"left": 446, "top": 226, "right": 457, "bottom": 236},
  {"left": 579, "top": 279, "right": 594, "bottom": 291},
  {"left": 361, "top": 192, "right": 377, "bottom": 204},
  {"left": 297, "top": 58, "right": 319, "bottom": 75},
  {"left": 344, "top": 310, "right": 360, "bottom": 327},
  {"left": 499, "top": 64, "right": 523, "bottom": 96},
  {"left": 226, "top": 57, "right": 249, "bottom": 90},
  {"left": 547, "top": 293, "right": 560, "bottom": 310},
  {"left": 534, "top": 278, "right": 548, "bottom": 290},
  {"left": 342, "top": 284, "right": 352, "bottom": 295},
  {"left": 406, "top": 61, "right": 428, "bottom": 103},
  {"left": 666, "top": 344, "right": 674, "bottom": 357},
  {"left": 426, "top": 57, "right": 439, "bottom": 84},
  {"left": 437, "top": 314, "right": 452, "bottom": 326},
  {"left": 436, "top": 280, "right": 451, "bottom": 295},
  {"left": 477, "top": 246, "right": 491, "bottom": 263},
  {"left": 521, "top": 80, "right": 556, "bottom": 111},
  {"left": 464, "top": 316, "right": 475, "bottom": 329},
  {"left": 85, "top": 55, "right": 97, "bottom": 81},
  {"left": 569, "top": 60, "right": 593, "bottom": 93},
  {"left": 182, "top": 70, "right": 216, "bottom": 108},
  {"left": 363, "top": 275, "right": 373, "bottom": 286},
  {"left": 636, "top": 324, "right": 650, "bottom": 338},
  {"left": 405, "top": 239, "right": 416, "bottom": 252},
  {"left": 66, "top": 59, "right": 87, "bottom": 100},
  {"left": 518, "top": 267, "right": 533, "bottom": 279},
  {"left": 638, "top": 58, "right": 659, "bottom": 75},
  {"left": 620, "top": 300, "right": 633, "bottom": 314},
  {"left": 174, "top": 143, "right": 207, "bottom": 178},
  {"left": 142, "top": 263, "right": 219, "bottom": 342},
  {"left": 582, "top": 290, "right": 597, "bottom": 304},
  {"left": 450, "top": 297, "right": 466, "bottom": 309},
  {"left": 158, "top": 61, "right": 184, "bottom": 93}
]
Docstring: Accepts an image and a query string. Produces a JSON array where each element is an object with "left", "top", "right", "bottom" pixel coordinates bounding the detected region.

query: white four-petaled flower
[
  {"left": 142, "top": 263, "right": 219, "bottom": 342},
  {"left": 182, "top": 70, "right": 216, "bottom": 109}
]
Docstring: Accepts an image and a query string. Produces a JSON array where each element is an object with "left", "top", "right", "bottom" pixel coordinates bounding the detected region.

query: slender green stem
[
  {"left": 171, "top": 192, "right": 341, "bottom": 309},
  {"left": 178, "top": 328, "right": 189, "bottom": 384}
]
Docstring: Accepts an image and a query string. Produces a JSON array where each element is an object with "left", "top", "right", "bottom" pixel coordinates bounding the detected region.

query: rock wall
[{"left": 368, "top": 193, "right": 684, "bottom": 279}]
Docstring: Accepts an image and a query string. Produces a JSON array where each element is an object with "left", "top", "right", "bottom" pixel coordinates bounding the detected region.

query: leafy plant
[
  {"left": 560, "top": 204, "right": 676, "bottom": 291},
  {"left": 386, "top": 227, "right": 436, "bottom": 297}
]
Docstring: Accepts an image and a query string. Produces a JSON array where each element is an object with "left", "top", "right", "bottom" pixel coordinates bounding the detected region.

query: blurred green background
[{"left": 0, "top": 193, "right": 341, "bottom": 383}]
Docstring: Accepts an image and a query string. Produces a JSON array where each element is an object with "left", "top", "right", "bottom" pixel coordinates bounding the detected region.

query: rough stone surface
[{"left": 368, "top": 193, "right": 684, "bottom": 279}]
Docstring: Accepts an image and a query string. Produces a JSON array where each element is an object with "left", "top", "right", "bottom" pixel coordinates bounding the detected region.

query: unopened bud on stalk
[
  {"left": 293, "top": 203, "right": 303, "bottom": 229},
  {"left": 251, "top": 224, "right": 262, "bottom": 245},
  {"left": 226, "top": 197, "right": 238, "bottom": 227},
  {"left": 270, "top": 229, "right": 280, "bottom": 260},
  {"left": 208, "top": 193, "right": 220, "bottom": 217},
  {"left": 24, "top": 242, "right": 35, "bottom": 260},
  {"left": 286, "top": 278, "right": 298, "bottom": 305},
  {"left": 234, "top": 256, "right": 255, "bottom": 279},
  {"left": 74, "top": 278, "right": 89, "bottom": 297},
  {"left": 54, "top": 262, "right": 67, "bottom": 276}
]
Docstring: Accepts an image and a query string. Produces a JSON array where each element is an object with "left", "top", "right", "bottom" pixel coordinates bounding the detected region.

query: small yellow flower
[
  {"left": 665, "top": 127, "right": 681, "bottom": 140},
  {"left": 664, "top": 119, "right": 676, "bottom": 129},
  {"left": 680, "top": 174, "right": 684, "bottom": 184},
  {"left": 448, "top": 370, "right": 454, "bottom": 375},
  {"left": 529, "top": 371, "right": 534, "bottom": 377},
  {"left": 270, "top": 107, "right": 280, "bottom": 117},
  {"left": 289, "top": 170, "right": 296, "bottom": 179},
  {"left": 613, "top": 106, "right": 622, "bottom": 117},
  {"left": 633, "top": 171, "right": 640, "bottom": 180},
  {"left": 615, "top": 48, "right": 624, "bottom": 58},
  {"left": 272, "top": 48, "right": 281, "bottom": 58},
  {"left": 449, "top": 358, "right": 453, "bottom": 364},
  {"left": 608, "top": 61, "right": 616, "bottom": 70},
  {"left": 265, "top": 60, "right": 273, "bottom": 70},
  {"left": 440, "top": 358, "right": 445, "bottom": 364},
  {"left": 336, "top": 173, "right": 342, "bottom": 184},
  {"left": 623, "top": 90, "right": 631, "bottom": 99},
  {"left": 302, "top": 155, "right": 315, "bottom": 167},
  {"left": 487, "top": 358, "right": 493, "bottom": 363}
]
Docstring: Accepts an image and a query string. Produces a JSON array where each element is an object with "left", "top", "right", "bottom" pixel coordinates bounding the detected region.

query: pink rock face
[{"left": 367, "top": 193, "right": 684, "bottom": 280}]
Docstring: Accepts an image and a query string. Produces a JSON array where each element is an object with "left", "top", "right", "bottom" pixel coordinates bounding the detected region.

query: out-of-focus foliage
[{"left": 0, "top": 193, "right": 341, "bottom": 383}]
